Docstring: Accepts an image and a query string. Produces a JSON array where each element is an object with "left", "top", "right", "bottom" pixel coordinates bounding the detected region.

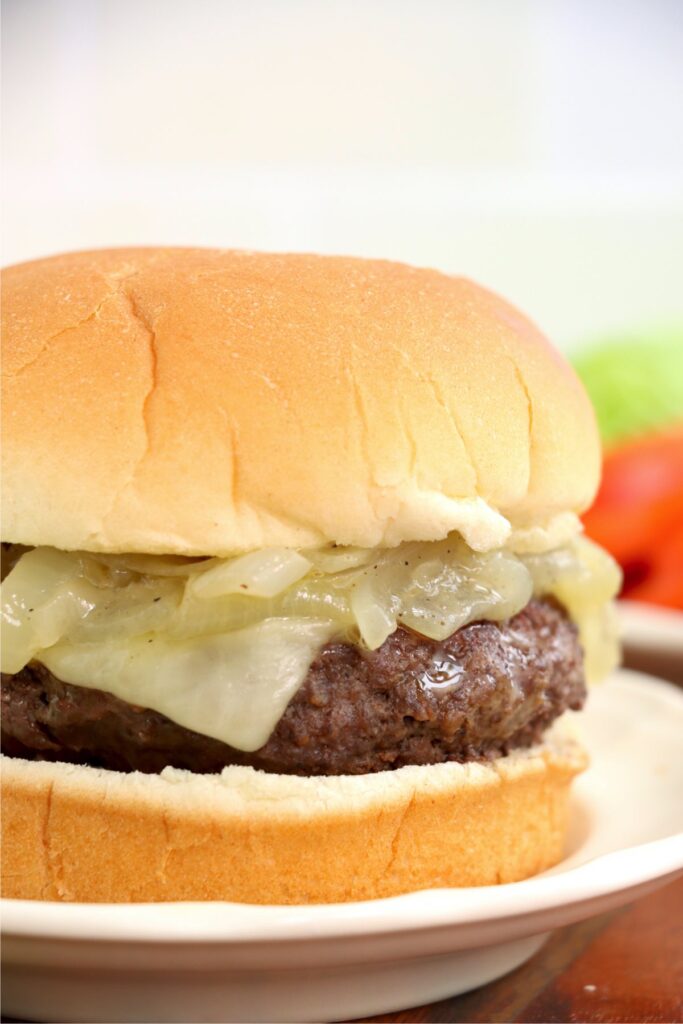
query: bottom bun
[{"left": 1, "top": 720, "right": 587, "bottom": 904}]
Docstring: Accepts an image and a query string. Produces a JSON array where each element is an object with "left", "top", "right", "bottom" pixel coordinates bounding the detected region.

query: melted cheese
[{"left": 40, "top": 619, "right": 335, "bottom": 752}]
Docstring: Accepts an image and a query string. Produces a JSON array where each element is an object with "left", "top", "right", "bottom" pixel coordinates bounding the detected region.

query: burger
[{"left": 0, "top": 248, "right": 620, "bottom": 904}]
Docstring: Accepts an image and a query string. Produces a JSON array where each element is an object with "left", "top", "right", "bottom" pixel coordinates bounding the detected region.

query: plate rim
[{"left": 619, "top": 599, "right": 683, "bottom": 655}]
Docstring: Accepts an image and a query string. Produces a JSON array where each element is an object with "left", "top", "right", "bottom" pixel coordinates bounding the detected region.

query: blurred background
[
  {"left": 3, "top": 0, "right": 683, "bottom": 351},
  {"left": 3, "top": 0, "right": 683, "bottom": 636}
]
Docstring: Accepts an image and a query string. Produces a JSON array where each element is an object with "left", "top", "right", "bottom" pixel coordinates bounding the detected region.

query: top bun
[{"left": 1, "top": 248, "right": 599, "bottom": 555}]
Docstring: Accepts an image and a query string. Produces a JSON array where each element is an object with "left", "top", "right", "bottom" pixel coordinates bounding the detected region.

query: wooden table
[{"left": 354, "top": 875, "right": 683, "bottom": 1024}]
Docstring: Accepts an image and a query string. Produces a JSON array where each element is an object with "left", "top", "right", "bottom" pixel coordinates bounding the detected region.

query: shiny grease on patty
[{"left": 1, "top": 598, "right": 584, "bottom": 776}]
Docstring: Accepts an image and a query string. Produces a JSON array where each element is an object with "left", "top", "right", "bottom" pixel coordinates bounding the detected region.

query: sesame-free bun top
[{"left": 1, "top": 248, "right": 599, "bottom": 555}]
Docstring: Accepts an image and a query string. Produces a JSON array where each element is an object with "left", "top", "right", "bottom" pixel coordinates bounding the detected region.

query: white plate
[{"left": 2, "top": 669, "right": 683, "bottom": 1023}]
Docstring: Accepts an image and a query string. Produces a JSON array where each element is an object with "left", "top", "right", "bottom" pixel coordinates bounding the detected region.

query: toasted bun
[
  {"left": 1, "top": 724, "right": 586, "bottom": 903},
  {"left": 2, "top": 248, "right": 599, "bottom": 555}
]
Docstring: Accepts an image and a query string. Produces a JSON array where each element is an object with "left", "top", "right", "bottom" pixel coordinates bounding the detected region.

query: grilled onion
[{"left": 1, "top": 535, "right": 621, "bottom": 687}]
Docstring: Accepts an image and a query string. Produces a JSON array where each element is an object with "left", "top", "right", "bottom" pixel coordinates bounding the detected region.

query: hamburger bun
[
  {"left": 2, "top": 248, "right": 599, "bottom": 557},
  {"left": 2, "top": 723, "right": 585, "bottom": 903}
]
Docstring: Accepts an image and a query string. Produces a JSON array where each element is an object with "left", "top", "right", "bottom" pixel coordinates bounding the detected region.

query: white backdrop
[{"left": 3, "top": 0, "right": 683, "bottom": 351}]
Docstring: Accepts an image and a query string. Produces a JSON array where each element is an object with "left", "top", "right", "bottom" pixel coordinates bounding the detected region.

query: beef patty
[{"left": 1, "top": 598, "right": 584, "bottom": 776}]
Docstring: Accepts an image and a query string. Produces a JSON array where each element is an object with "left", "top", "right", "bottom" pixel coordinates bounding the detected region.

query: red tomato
[{"left": 582, "top": 427, "right": 683, "bottom": 609}]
